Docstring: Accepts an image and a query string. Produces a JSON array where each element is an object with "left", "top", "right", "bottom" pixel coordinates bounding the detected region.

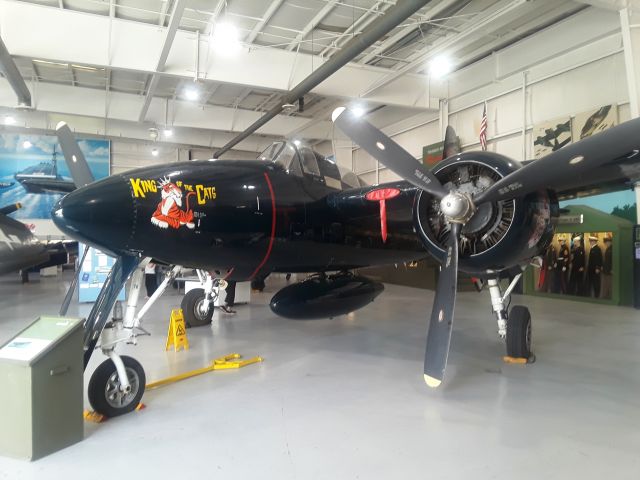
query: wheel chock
[
  {"left": 145, "top": 353, "right": 263, "bottom": 390},
  {"left": 83, "top": 403, "right": 146, "bottom": 423},
  {"left": 502, "top": 354, "right": 536, "bottom": 365},
  {"left": 83, "top": 410, "right": 107, "bottom": 423}
]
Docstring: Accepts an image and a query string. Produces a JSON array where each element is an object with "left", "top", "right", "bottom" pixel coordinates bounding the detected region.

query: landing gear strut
[
  {"left": 180, "top": 270, "right": 226, "bottom": 327},
  {"left": 84, "top": 260, "right": 182, "bottom": 417},
  {"left": 486, "top": 273, "right": 533, "bottom": 359}
]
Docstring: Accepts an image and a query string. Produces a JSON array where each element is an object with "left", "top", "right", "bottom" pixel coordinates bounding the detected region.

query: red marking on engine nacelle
[{"left": 365, "top": 188, "right": 401, "bottom": 243}]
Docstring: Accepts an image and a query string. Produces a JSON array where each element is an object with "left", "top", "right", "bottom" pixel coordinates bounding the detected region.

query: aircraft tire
[
  {"left": 506, "top": 305, "right": 532, "bottom": 358},
  {"left": 181, "top": 288, "right": 213, "bottom": 327},
  {"left": 88, "top": 356, "right": 146, "bottom": 417}
]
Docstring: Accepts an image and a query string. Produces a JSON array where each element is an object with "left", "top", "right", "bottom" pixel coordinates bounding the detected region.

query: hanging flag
[{"left": 479, "top": 103, "right": 488, "bottom": 151}]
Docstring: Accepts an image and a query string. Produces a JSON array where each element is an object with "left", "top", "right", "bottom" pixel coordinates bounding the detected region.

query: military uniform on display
[
  {"left": 568, "top": 237, "right": 585, "bottom": 296},
  {"left": 586, "top": 236, "right": 603, "bottom": 298},
  {"left": 554, "top": 237, "right": 570, "bottom": 294},
  {"left": 601, "top": 237, "right": 613, "bottom": 299},
  {"left": 539, "top": 245, "right": 557, "bottom": 293}
]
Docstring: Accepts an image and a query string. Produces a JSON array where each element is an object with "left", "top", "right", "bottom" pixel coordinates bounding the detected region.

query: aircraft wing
[
  {"left": 0, "top": 213, "right": 49, "bottom": 275},
  {"left": 518, "top": 151, "right": 640, "bottom": 201}
]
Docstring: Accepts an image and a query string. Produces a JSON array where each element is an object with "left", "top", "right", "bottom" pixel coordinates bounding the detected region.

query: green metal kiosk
[
  {"left": 0, "top": 316, "right": 84, "bottom": 460},
  {"left": 524, "top": 205, "right": 633, "bottom": 305}
]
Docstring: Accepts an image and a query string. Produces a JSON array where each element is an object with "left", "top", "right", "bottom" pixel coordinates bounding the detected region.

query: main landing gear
[
  {"left": 85, "top": 259, "right": 181, "bottom": 417},
  {"left": 486, "top": 272, "right": 533, "bottom": 360},
  {"left": 180, "top": 270, "right": 226, "bottom": 327}
]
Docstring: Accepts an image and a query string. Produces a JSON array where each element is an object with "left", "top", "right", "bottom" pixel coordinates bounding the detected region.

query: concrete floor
[{"left": 0, "top": 271, "right": 639, "bottom": 479}]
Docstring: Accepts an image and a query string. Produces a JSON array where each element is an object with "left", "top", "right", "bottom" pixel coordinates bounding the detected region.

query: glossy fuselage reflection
[{"left": 52, "top": 154, "right": 557, "bottom": 281}]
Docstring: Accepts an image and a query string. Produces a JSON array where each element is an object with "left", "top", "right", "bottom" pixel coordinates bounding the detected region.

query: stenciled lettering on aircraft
[{"left": 129, "top": 177, "right": 216, "bottom": 205}]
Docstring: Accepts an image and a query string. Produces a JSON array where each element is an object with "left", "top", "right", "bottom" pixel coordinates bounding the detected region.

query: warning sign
[{"left": 165, "top": 309, "right": 189, "bottom": 352}]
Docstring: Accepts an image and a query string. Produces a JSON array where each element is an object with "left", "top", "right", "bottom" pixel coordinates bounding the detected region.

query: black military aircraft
[
  {"left": 0, "top": 203, "right": 49, "bottom": 275},
  {"left": 50, "top": 110, "right": 640, "bottom": 416},
  {"left": 0, "top": 202, "right": 75, "bottom": 280}
]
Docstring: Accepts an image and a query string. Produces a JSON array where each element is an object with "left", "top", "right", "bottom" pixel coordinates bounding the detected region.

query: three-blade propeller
[
  {"left": 334, "top": 106, "right": 640, "bottom": 387},
  {"left": 333, "top": 108, "right": 464, "bottom": 388}
]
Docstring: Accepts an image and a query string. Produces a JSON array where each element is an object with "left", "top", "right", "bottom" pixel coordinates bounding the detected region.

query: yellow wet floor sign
[{"left": 166, "top": 308, "right": 189, "bottom": 351}]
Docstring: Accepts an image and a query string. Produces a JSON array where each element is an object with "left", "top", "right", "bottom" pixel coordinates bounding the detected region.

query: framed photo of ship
[{"left": 0, "top": 133, "right": 109, "bottom": 219}]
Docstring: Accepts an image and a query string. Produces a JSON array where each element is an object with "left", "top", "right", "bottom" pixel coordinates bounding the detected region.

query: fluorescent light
[
  {"left": 5, "top": 116, "right": 15, "bottom": 125},
  {"left": 212, "top": 22, "right": 241, "bottom": 55},
  {"left": 22, "top": 140, "right": 32, "bottom": 149},
  {"left": 184, "top": 87, "right": 199, "bottom": 101},
  {"left": 351, "top": 106, "right": 365, "bottom": 118},
  {"left": 429, "top": 55, "right": 453, "bottom": 79},
  {"left": 152, "top": 148, "right": 159, "bottom": 157},
  {"left": 163, "top": 128, "right": 173, "bottom": 137}
]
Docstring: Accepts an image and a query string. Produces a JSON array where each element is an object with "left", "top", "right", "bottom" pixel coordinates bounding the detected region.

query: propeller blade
[
  {"left": 59, "top": 244, "right": 90, "bottom": 316},
  {"left": 474, "top": 117, "right": 640, "bottom": 205},
  {"left": 332, "top": 107, "right": 447, "bottom": 199},
  {"left": 55, "top": 121, "right": 95, "bottom": 189},
  {"left": 424, "top": 222, "right": 460, "bottom": 388}
]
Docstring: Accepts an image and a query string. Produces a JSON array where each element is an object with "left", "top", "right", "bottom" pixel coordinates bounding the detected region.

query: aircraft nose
[{"left": 52, "top": 175, "right": 134, "bottom": 256}]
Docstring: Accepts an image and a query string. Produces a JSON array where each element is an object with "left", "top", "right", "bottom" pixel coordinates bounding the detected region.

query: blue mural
[
  {"left": 561, "top": 190, "right": 637, "bottom": 224},
  {"left": 0, "top": 133, "right": 109, "bottom": 219}
]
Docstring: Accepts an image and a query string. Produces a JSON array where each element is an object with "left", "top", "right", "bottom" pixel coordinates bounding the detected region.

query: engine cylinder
[{"left": 413, "top": 152, "right": 558, "bottom": 276}]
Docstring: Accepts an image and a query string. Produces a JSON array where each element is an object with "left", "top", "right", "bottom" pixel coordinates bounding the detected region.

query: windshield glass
[{"left": 258, "top": 141, "right": 298, "bottom": 171}]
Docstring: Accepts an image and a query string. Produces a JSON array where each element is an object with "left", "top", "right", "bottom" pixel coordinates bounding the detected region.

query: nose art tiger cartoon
[{"left": 151, "top": 177, "right": 195, "bottom": 230}]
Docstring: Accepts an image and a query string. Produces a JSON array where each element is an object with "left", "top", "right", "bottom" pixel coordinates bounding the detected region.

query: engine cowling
[
  {"left": 270, "top": 274, "right": 384, "bottom": 320},
  {"left": 413, "top": 152, "right": 558, "bottom": 276}
]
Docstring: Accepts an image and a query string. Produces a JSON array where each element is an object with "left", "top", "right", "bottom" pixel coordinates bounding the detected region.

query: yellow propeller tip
[{"left": 424, "top": 374, "right": 442, "bottom": 388}]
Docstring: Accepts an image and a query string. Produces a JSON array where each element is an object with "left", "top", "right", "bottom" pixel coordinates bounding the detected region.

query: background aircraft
[{"left": 51, "top": 111, "right": 640, "bottom": 416}]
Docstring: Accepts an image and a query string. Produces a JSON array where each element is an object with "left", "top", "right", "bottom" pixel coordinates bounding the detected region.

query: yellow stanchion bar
[{"left": 145, "top": 353, "right": 263, "bottom": 390}]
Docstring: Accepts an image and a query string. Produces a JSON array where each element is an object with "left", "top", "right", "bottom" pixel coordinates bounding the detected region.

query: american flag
[{"left": 479, "top": 103, "right": 487, "bottom": 151}]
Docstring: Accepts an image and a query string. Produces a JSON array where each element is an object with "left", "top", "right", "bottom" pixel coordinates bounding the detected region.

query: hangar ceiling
[{"left": 0, "top": 0, "right": 593, "bottom": 153}]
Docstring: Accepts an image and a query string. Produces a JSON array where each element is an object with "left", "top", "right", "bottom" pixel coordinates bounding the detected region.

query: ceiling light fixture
[
  {"left": 163, "top": 128, "right": 173, "bottom": 137},
  {"left": 212, "top": 22, "right": 241, "bottom": 55},
  {"left": 184, "top": 87, "right": 200, "bottom": 101},
  {"left": 429, "top": 55, "right": 453, "bottom": 79},
  {"left": 22, "top": 140, "right": 32, "bottom": 149}
]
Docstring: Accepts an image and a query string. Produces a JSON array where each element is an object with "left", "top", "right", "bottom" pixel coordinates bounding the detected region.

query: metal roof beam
[
  {"left": 216, "top": 0, "right": 433, "bottom": 157},
  {"left": 286, "top": 0, "right": 339, "bottom": 51},
  {"left": 246, "top": 0, "right": 285, "bottom": 44},
  {"left": 138, "top": 0, "right": 186, "bottom": 122},
  {"left": 361, "top": 0, "right": 527, "bottom": 97},
  {"left": 0, "top": 35, "right": 31, "bottom": 107}
]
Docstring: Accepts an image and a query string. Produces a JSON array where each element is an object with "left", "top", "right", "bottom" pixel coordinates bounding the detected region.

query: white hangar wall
[{"left": 334, "top": 7, "right": 631, "bottom": 186}]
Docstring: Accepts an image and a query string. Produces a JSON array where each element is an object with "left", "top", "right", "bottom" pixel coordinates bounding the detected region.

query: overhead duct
[
  {"left": 0, "top": 36, "right": 31, "bottom": 108},
  {"left": 214, "top": 0, "right": 432, "bottom": 158}
]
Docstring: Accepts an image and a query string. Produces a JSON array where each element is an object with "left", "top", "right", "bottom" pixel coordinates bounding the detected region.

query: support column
[{"left": 620, "top": 3, "right": 640, "bottom": 220}]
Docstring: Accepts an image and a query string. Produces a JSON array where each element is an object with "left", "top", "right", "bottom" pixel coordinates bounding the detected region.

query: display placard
[{"left": 77, "top": 243, "right": 126, "bottom": 303}]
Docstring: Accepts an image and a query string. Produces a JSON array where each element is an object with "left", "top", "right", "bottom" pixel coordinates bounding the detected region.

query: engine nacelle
[
  {"left": 270, "top": 274, "right": 384, "bottom": 320},
  {"left": 414, "top": 152, "right": 558, "bottom": 276}
]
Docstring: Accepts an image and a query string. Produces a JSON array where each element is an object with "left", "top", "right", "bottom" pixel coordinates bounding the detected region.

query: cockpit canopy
[{"left": 258, "top": 140, "right": 365, "bottom": 190}]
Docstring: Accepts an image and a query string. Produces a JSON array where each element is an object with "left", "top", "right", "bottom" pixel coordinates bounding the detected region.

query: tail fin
[{"left": 443, "top": 125, "right": 460, "bottom": 159}]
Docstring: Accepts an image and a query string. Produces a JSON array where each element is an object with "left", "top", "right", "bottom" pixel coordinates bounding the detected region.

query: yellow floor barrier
[{"left": 146, "top": 353, "right": 264, "bottom": 390}]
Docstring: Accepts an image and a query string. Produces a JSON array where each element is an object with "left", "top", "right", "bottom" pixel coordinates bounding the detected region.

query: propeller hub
[{"left": 440, "top": 192, "right": 475, "bottom": 223}]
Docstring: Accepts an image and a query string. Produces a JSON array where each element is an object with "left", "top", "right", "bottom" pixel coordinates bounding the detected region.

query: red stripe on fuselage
[{"left": 249, "top": 172, "right": 276, "bottom": 279}]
